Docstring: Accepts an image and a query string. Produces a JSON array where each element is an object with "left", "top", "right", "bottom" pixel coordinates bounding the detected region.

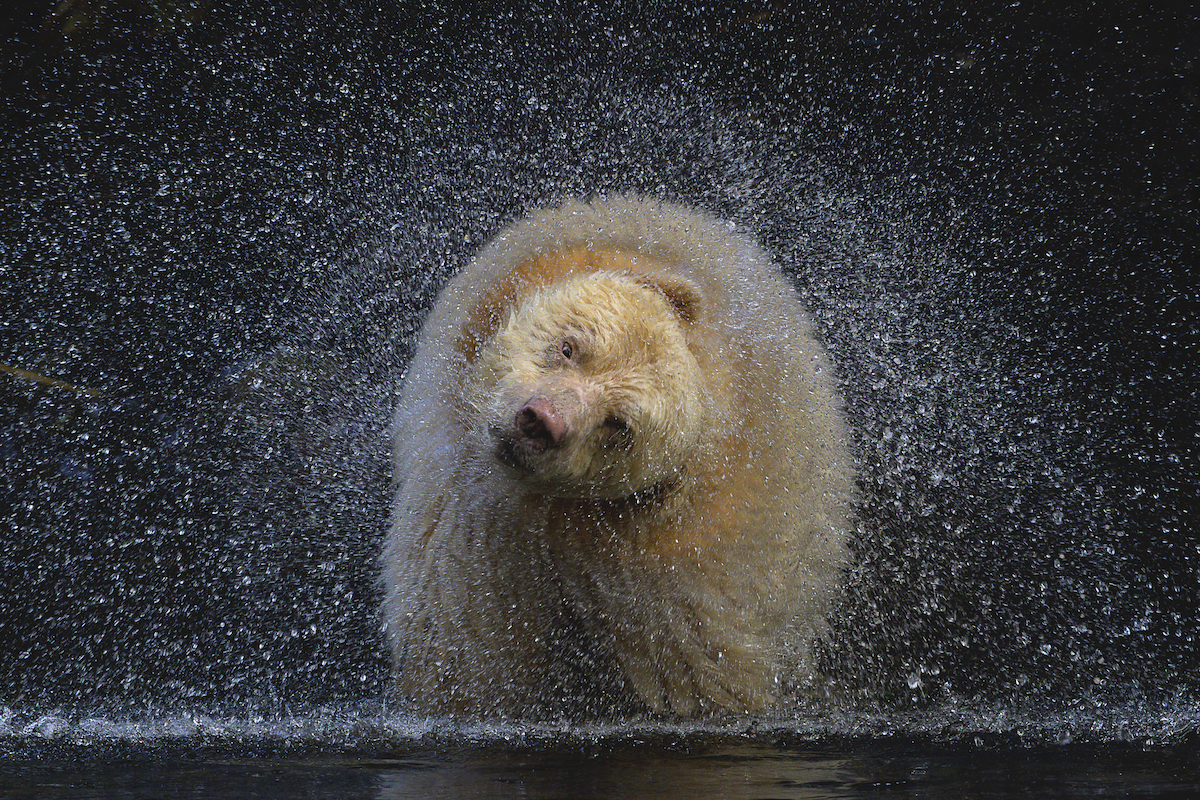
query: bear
[{"left": 382, "top": 196, "right": 855, "bottom": 718}]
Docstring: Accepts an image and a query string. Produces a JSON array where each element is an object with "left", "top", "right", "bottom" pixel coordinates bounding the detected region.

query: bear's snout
[{"left": 516, "top": 396, "right": 567, "bottom": 451}]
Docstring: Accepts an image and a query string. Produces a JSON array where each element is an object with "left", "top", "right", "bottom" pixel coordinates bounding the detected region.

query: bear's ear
[{"left": 636, "top": 273, "right": 702, "bottom": 324}]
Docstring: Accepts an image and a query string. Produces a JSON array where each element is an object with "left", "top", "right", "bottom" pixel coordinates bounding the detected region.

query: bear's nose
[{"left": 516, "top": 396, "right": 567, "bottom": 450}]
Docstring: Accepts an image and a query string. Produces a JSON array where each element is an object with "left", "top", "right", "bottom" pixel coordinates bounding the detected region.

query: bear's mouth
[{"left": 488, "top": 425, "right": 546, "bottom": 474}]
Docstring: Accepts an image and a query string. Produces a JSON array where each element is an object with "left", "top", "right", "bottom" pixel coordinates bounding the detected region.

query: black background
[{"left": 0, "top": 1, "right": 1195, "bottom": 718}]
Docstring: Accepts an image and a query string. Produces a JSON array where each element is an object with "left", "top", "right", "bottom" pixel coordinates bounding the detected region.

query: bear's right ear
[{"left": 636, "top": 273, "right": 703, "bottom": 324}]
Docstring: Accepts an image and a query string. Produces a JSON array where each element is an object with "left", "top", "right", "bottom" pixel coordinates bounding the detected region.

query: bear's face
[{"left": 470, "top": 272, "right": 705, "bottom": 499}]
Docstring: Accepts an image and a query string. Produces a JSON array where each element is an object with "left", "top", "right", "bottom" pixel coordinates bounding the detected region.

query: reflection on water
[
  {"left": 4, "top": 734, "right": 1200, "bottom": 799},
  {"left": 370, "top": 743, "right": 1200, "bottom": 800},
  {"left": 3, "top": 709, "right": 1200, "bottom": 798}
]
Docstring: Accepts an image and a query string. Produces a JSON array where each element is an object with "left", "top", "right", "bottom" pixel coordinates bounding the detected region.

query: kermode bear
[{"left": 383, "top": 197, "right": 855, "bottom": 718}]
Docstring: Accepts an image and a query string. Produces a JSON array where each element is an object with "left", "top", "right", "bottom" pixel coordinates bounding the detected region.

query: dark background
[{"left": 0, "top": 1, "right": 1195, "bottom": 718}]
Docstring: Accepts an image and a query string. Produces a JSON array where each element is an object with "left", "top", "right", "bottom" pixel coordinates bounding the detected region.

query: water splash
[{"left": 1, "top": 2, "right": 1194, "bottom": 749}]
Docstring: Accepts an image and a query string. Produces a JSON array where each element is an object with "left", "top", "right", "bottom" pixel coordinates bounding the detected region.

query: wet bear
[{"left": 383, "top": 196, "right": 855, "bottom": 717}]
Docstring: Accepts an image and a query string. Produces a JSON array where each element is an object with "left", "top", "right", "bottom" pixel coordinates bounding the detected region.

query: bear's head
[{"left": 470, "top": 270, "right": 706, "bottom": 500}]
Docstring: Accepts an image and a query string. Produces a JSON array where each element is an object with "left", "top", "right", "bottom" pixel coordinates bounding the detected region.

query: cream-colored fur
[{"left": 383, "top": 196, "right": 855, "bottom": 718}]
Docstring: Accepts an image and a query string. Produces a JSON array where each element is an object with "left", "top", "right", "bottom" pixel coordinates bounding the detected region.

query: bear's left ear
[{"left": 636, "top": 273, "right": 703, "bottom": 324}]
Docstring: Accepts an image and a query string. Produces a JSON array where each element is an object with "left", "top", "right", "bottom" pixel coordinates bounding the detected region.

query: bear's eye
[{"left": 560, "top": 339, "right": 575, "bottom": 361}]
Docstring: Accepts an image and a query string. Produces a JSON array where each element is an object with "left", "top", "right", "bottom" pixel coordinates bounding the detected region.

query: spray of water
[{"left": 1, "top": 3, "right": 1195, "bottom": 749}]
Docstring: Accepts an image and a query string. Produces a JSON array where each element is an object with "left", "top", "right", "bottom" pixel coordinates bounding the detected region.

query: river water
[{"left": 4, "top": 709, "right": 1200, "bottom": 799}]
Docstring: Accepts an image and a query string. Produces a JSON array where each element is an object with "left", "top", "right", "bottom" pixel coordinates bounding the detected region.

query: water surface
[{"left": 5, "top": 709, "right": 1200, "bottom": 799}]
